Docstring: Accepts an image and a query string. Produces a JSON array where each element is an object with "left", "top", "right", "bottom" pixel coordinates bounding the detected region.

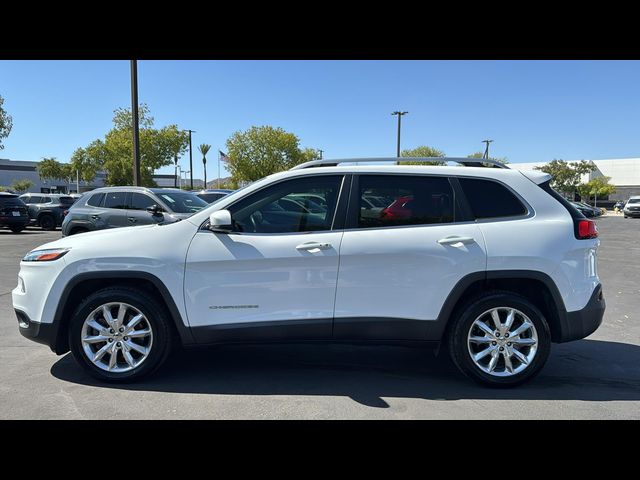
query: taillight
[{"left": 577, "top": 219, "right": 598, "bottom": 239}]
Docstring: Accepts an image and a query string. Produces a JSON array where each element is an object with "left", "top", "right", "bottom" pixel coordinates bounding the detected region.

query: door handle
[
  {"left": 296, "top": 242, "right": 332, "bottom": 252},
  {"left": 127, "top": 217, "right": 137, "bottom": 223},
  {"left": 437, "top": 236, "right": 476, "bottom": 246}
]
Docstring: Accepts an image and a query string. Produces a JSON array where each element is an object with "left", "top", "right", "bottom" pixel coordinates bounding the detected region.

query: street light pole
[
  {"left": 318, "top": 149, "right": 324, "bottom": 160},
  {"left": 482, "top": 139, "right": 493, "bottom": 159},
  {"left": 130, "top": 60, "right": 141, "bottom": 186},
  {"left": 391, "top": 111, "right": 408, "bottom": 157}
]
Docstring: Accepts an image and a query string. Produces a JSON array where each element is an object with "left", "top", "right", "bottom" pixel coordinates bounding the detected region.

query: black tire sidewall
[
  {"left": 68, "top": 288, "right": 171, "bottom": 382},
  {"left": 10, "top": 226, "right": 25, "bottom": 233},
  {"left": 449, "top": 293, "right": 551, "bottom": 387},
  {"left": 39, "top": 214, "right": 55, "bottom": 230}
]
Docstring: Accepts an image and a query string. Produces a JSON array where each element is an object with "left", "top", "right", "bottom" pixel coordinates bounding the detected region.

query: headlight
[{"left": 22, "top": 248, "right": 70, "bottom": 262}]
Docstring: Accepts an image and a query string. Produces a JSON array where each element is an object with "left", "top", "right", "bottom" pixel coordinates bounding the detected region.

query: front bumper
[
  {"left": 623, "top": 210, "right": 640, "bottom": 217},
  {"left": 15, "top": 309, "right": 57, "bottom": 349},
  {"left": 556, "top": 283, "right": 605, "bottom": 342}
]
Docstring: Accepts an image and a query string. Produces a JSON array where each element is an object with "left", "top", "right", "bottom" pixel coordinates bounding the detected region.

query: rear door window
[
  {"left": 356, "top": 175, "right": 455, "bottom": 228},
  {"left": 103, "top": 192, "right": 127, "bottom": 209},
  {"left": 24, "top": 195, "right": 42, "bottom": 204}
]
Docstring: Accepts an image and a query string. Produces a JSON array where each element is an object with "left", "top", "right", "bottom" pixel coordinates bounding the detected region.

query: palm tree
[{"left": 198, "top": 144, "right": 211, "bottom": 189}]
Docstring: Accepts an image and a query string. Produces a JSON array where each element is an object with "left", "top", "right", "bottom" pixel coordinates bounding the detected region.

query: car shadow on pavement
[{"left": 50, "top": 339, "right": 640, "bottom": 407}]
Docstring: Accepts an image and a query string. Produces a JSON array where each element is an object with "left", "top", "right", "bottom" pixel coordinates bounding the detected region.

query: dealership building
[
  {"left": 0, "top": 158, "right": 204, "bottom": 193},
  {"left": 508, "top": 157, "right": 640, "bottom": 202}
]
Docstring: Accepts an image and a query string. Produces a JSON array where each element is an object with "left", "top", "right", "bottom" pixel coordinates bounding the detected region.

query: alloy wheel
[
  {"left": 81, "top": 302, "right": 153, "bottom": 373},
  {"left": 467, "top": 307, "right": 538, "bottom": 377}
]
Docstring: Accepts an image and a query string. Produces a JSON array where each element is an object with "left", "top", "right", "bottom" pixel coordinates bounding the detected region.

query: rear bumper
[
  {"left": 0, "top": 217, "right": 30, "bottom": 227},
  {"left": 556, "top": 284, "right": 605, "bottom": 343}
]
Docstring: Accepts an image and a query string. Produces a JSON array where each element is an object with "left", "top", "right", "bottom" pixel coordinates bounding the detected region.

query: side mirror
[
  {"left": 146, "top": 204, "right": 163, "bottom": 216},
  {"left": 209, "top": 209, "right": 233, "bottom": 232}
]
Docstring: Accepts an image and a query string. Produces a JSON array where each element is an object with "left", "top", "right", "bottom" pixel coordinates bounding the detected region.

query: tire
[
  {"left": 448, "top": 291, "right": 551, "bottom": 388},
  {"left": 10, "top": 225, "right": 25, "bottom": 233},
  {"left": 39, "top": 214, "right": 56, "bottom": 231},
  {"left": 68, "top": 287, "right": 173, "bottom": 382}
]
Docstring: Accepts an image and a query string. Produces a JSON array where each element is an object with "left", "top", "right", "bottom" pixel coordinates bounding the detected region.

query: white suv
[{"left": 12, "top": 158, "right": 605, "bottom": 387}]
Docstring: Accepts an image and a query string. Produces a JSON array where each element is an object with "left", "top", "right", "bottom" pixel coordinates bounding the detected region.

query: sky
[{"left": 1, "top": 60, "right": 640, "bottom": 182}]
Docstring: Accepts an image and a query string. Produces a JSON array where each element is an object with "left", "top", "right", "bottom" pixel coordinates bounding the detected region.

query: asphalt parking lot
[{"left": 1, "top": 217, "right": 639, "bottom": 419}]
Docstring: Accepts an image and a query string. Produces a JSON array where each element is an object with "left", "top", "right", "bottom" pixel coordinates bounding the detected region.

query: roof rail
[{"left": 290, "top": 157, "right": 510, "bottom": 170}]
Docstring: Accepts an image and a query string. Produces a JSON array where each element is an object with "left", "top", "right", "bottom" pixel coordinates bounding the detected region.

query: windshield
[
  {"left": 157, "top": 191, "right": 207, "bottom": 214},
  {"left": 628, "top": 199, "right": 640, "bottom": 204},
  {"left": 59, "top": 196, "right": 75, "bottom": 205}
]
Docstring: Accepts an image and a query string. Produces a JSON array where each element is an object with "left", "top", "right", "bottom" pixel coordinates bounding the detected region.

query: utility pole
[
  {"left": 130, "top": 60, "right": 141, "bottom": 186},
  {"left": 391, "top": 111, "right": 408, "bottom": 157},
  {"left": 76, "top": 170, "right": 80, "bottom": 194},
  {"left": 482, "top": 139, "right": 493, "bottom": 159},
  {"left": 318, "top": 149, "right": 324, "bottom": 160},
  {"left": 185, "top": 130, "right": 196, "bottom": 189}
]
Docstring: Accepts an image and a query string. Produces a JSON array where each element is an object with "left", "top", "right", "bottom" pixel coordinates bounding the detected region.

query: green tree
[
  {"left": 198, "top": 144, "right": 211, "bottom": 187},
  {"left": 225, "top": 126, "right": 320, "bottom": 183},
  {"left": 71, "top": 104, "right": 189, "bottom": 187},
  {"left": 10, "top": 179, "right": 33, "bottom": 193},
  {"left": 577, "top": 176, "right": 616, "bottom": 206},
  {"left": 37, "top": 157, "right": 73, "bottom": 181},
  {"left": 535, "top": 159, "right": 596, "bottom": 197},
  {"left": 0, "top": 94, "right": 13, "bottom": 150},
  {"left": 400, "top": 146, "right": 446, "bottom": 165},
  {"left": 467, "top": 151, "right": 509, "bottom": 165}
]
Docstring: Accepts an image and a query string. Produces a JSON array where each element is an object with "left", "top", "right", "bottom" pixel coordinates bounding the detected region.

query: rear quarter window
[
  {"left": 458, "top": 177, "right": 527, "bottom": 219},
  {"left": 86, "top": 192, "right": 105, "bottom": 207}
]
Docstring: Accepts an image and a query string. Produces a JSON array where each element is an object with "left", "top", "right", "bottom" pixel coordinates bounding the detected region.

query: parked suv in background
[
  {"left": 623, "top": 196, "right": 640, "bottom": 218},
  {"left": 19, "top": 193, "right": 76, "bottom": 230},
  {"left": 0, "top": 192, "right": 30, "bottom": 233},
  {"left": 61, "top": 187, "right": 208, "bottom": 236},
  {"left": 14, "top": 157, "right": 605, "bottom": 387}
]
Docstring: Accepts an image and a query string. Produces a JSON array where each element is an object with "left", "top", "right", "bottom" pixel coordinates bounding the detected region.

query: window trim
[
  {"left": 198, "top": 173, "right": 349, "bottom": 235},
  {"left": 345, "top": 173, "right": 461, "bottom": 231}
]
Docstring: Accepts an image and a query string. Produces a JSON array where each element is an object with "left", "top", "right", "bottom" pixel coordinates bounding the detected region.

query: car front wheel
[
  {"left": 68, "top": 287, "right": 172, "bottom": 382},
  {"left": 448, "top": 291, "right": 551, "bottom": 387}
]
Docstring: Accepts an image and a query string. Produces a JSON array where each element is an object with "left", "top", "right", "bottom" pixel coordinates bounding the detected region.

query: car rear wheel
[
  {"left": 39, "top": 214, "right": 56, "bottom": 231},
  {"left": 9, "top": 225, "right": 25, "bottom": 233},
  {"left": 448, "top": 291, "right": 551, "bottom": 387},
  {"left": 68, "top": 287, "right": 172, "bottom": 382}
]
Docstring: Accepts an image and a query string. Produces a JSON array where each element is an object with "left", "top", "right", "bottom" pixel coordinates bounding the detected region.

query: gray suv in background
[
  {"left": 19, "top": 193, "right": 76, "bottom": 230},
  {"left": 61, "top": 186, "right": 207, "bottom": 236}
]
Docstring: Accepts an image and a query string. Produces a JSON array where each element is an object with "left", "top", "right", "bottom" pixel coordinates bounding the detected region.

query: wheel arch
[
  {"left": 51, "top": 271, "right": 195, "bottom": 354},
  {"left": 437, "top": 270, "right": 568, "bottom": 346}
]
